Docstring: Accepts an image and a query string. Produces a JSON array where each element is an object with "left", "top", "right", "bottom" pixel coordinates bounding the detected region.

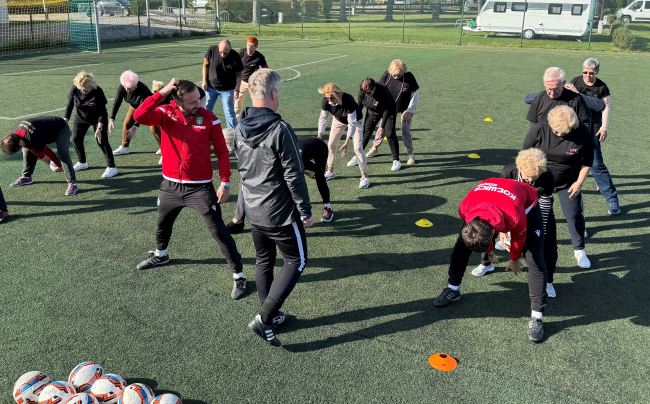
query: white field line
[
  {"left": 0, "top": 55, "right": 347, "bottom": 120},
  {"left": 1, "top": 62, "right": 105, "bottom": 76}
]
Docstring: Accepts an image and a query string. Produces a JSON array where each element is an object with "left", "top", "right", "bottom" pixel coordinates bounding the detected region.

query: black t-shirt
[
  {"left": 111, "top": 81, "right": 152, "bottom": 120},
  {"left": 297, "top": 136, "right": 328, "bottom": 166},
  {"left": 205, "top": 46, "right": 243, "bottom": 90},
  {"left": 321, "top": 92, "right": 362, "bottom": 124},
  {"left": 358, "top": 84, "right": 396, "bottom": 116},
  {"left": 523, "top": 123, "right": 594, "bottom": 190},
  {"left": 65, "top": 86, "right": 108, "bottom": 124},
  {"left": 526, "top": 89, "right": 590, "bottom": 126},
  {"left": 239, "top": 49, "right": 268, "bottom": 82},
  {"left": 379, "top": 70, "right": 419, "bottom": 113},
  {"left": 570, "top": 76, "right": 610, "bottom": 126},
  {"left": 501, "top": 163, "right": 554, "bottom": 197},
  {"left": 17, "top": 116, "right": 67, "bottom": 150}
]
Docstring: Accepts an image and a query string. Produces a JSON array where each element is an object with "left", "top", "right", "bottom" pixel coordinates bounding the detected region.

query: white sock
[
  {"left": 531, "top": 310, "right": 543, "bottom": 319},
  {"left": 447, "top": 284, "right": 460, "bottom": 291},
  {"left": 324, "top": 203, "right": 332, "bottom": 209},
  {"left": 154, "top": 249, "right": 168, "bottom": 257},
  {"left": 233, "top": 272, "right": 245, "bottom": 279}
]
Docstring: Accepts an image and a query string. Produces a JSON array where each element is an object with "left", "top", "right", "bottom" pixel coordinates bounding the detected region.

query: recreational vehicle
[
  {"left": 463, "top": 0, "right": 593, "bottom": 39},
  {"left": 616, "top": 1, "right": 650, "bottom": 23}
]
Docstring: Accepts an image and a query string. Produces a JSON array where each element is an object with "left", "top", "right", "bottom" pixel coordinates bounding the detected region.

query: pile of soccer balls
[{"left": 13, "top": 361, "right": 182, "bottom": 404}]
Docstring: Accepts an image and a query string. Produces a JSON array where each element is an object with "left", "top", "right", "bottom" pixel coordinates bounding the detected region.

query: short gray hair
[
  {"left": 582, "top": 58, "right": 600, "bottom": 73},
  {"left": 248, "top": 68, "right": 281, "bottom": 100},
  {"left": 543, "top": 66, "right": 565, "bottom": 82}
]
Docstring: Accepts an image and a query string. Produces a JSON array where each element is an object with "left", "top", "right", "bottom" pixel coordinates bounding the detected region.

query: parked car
[
  {"left": 97, "top": 0, "right": 129, "bottom": 16},
  {"left": 617, "top": 1, "right": 650, "bottom": 23}
]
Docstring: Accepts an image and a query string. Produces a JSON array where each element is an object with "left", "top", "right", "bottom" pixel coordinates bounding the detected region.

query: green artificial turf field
[{"left": 1, "top": 37, "right": 649, "bottom": 402}]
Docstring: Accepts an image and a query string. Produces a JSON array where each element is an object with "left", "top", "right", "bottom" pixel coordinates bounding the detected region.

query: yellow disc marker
[
  {"left": 467, "top": 153, "right": 481, "bottom": 159},
  {"left": 416, "top": 219, "right": 433, "bottom": 228},
  {"left": 484, "top": 117, "right": 494, "bottom": 122},
  {"left": 428, "top": 353, "right": 458, "bottom": 372}
]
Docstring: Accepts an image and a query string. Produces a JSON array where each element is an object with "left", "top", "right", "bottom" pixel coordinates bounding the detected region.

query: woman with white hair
[
  {"left": 316, "top": 82, "right": 370, "bottom": 189},
  {"left": 367, "top": 59, "right": 420, "bottom": 165},
  {"left": 567, "top": 58, "right": 620, "bottom": 215},
  {"left": 524, "top": 105, "right": 594, "bottom": 269},
  {"left": 109, "top": 70, "right": 160, "bottom": 156},
  {"left": 64, "top": 71, "right": 117, "bottom": 178}
]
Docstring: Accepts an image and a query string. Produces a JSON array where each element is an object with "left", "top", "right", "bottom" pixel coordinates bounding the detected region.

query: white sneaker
[
  {"left": 155, "top": 148, "right": 161, "bottom": 155},
  {"left": 574, "top": 249, "right": 591, "bottom": 269},
  {"left": 390, "top": 160, "right": 402, "bottom": 171},
  {"left": 101, "top": 167, "right": 118, "bottom": 178},
  {"left": 324, "top": 170, "right": 335, "bottom": 180},
  {"left": 406, "top": 155, "right": 415, "bottom": 165},
  {"left": 49, "top": 161, "right": 61, "bottom": 172},
  {"left": 359, "top": 177, "right": 370, "bottom": 189},
  {"left": 366, "top": 146, "right": 379, "bottom": 158},
  {"left": 113, "top": 145, "right": 129, "bottom": 155},
  {"left": 73, "top": 162, "right": 89, "bottom": 171},
  {"left": 346, "top": 156, "right": 358, "bottom": 167},
  {"left": 158, "top": 157, "right": 163, "bottom": 165},
  {"left": 471, "top": 264, "right": 495, "bottom": 277},
  {"left": 546, "top": 283, "right": 557, "bottom": 298}
]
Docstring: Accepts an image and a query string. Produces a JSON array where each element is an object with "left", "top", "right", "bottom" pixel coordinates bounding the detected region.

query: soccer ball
[
  {"left": 90, "top": 374, "right": 127, "bottom": 404},
  {"left": 152, "top": 394, "right": 183, "bottom": 404},
  {"left": 38, "top": 381, "right": 76, "bottom": 404},
  {"left": 67, "top": 393, "right": 99, "bottom": 404},
  {"left": 13, "top": 371, "right": 51, "bottom": 404},
  {"left": 118, "top": 383, "right": 155, "bottom": 404},
  {"left": 69, "top": 362, "right": 105, "bottom": 392}
]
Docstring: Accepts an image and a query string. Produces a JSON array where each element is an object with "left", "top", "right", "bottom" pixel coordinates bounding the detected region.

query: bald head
[{"left": 218, "top": 40, "right": 231, "bottom": 58}]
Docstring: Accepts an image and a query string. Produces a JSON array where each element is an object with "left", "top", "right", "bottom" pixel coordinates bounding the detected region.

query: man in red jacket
[
  {"left": 133, "top": 78, "right": 247, "bottom": 300},
  {"left": 433, "top": 178, "right": 548, "bottom": 343}
]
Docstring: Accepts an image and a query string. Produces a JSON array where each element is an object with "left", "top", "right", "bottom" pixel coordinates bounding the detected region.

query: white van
[
  {"left": 463, "top": 0, "right": 593, "bottom": 39},
  {"left": 617, "top": 1, "right": 650, "bottom": 23}
]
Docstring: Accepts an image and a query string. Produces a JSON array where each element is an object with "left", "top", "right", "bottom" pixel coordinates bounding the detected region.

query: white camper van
[
  {"left": 617, "top": 1, "right": 650, "bottom": 23},
  {"left": 463, "top": 0, "right": 593, "bottom": 39}
]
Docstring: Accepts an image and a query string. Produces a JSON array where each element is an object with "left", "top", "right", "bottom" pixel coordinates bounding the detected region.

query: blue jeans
[
  {"left": 591, "top": 124, "right": 618, "bottom": 204},
  {"left": 205, "top": 87, "right": 237, "bottom": 129}
]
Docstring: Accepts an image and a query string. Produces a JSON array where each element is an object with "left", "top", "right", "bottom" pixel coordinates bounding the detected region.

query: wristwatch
[{"left": 221, "top": 182, "right": 231, "bottom": 188}]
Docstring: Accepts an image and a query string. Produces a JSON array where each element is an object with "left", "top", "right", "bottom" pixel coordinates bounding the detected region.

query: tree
[
  {"left": 339, "top": 0, "right": 346, "bottom": 21},
  {"left": 385, "top": 0, "right": 395, "bottom": 21}
]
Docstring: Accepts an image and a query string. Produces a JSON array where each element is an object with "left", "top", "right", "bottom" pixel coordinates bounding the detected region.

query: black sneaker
[
  {"left": 136, "top": 251, "right": 170, "bottom": 270},
  {"left": 528, "top": 318, "right": 544, "bottom": 343},
  {"left": 231, "top": 277, "right": 247, "bottom": 299},
  {"left": 225, "top": 220, "right": 245, "bottom": 234},
  {"left": 433, "top": 287, "right": 461, "bottom": 307},
  {"left": 321, "top": 207, "right": 334, "bottom": 223},
  {"left": 248, "top": 314, "right": 281, "bottom": 347},
  {"left": 271, "top": 310, "right": 287, "bottom": 326}
]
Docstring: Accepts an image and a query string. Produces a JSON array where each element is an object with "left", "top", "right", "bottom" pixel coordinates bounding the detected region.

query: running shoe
[
  {"left": 574, "top": 249, "right": 591, "bottom": 269},
  {"left": 359, "top": 177, "right": 370, "bottom": 189},
  {"left": 324, "top": 170, "right": 335, "bottom": 180},
  {"left": 248, "top": 314, "right": 281, "bottom": 347},
  {"left": 101, "top": 167, "right": 118, "bottom": 178},
  {"left": 528, "top": 318, "right": 544, "bottom": 343},
  {"left": 433, "top": 287, "right": 461, "bottom": 307},
  {"left": 346, "top": 156, "right": 358, "bottom": 167},
  {"left": 231, "top": 277, "right": 247, "bottom": 300},
  {"left": 65, "top": 182, "right": 78, "bottom": 196},
  {"left": 113, "top": 145, "right": 129, "bottom": 155},
  {"left": 607, "top": 200, "right": 621, "bottom": 215},
  {"left": 546, "top": 283, "right": 556, "bottom": 298},
  {"left": 321, "top": 206, "right": 334, "bottom": 222},
  {"left": 136, "top": 251, "right": 170, "bottom": 270},
  {"left": 471, "top": 264, "right": 495, "bottom": 277},
  {"left": 406, "top": 155, "right": 416, "bottom": 165},
  {"left": 390, "top": 160, "right": 402, "bottom": 171},
  {"left": 10, "top": 176, "right": 33, "bottom": 187},
  {"left": 73, "top": 162, "right": 89, "bottom": 171}
]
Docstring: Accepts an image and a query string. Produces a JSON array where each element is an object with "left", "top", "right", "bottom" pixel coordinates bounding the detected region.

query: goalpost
[{"left": 0, "top": 0, "right": 100, "bottom": 56}]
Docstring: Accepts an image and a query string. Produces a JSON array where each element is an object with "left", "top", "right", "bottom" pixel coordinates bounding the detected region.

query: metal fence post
[
  {"left": 402, "top": 2, "right": 405, "bottom": 43},
  {"left": 587, "top": 0, "right": 595, "bottom": 50},
  {"left": 520, "top": 0, "right": 528, "bottom": 46},
  {"left": 145, "top": 0, "right": 152, "bottom": 38},
  {"left": 93, "top": 0, "right": 101, "bottom": 53},
  {"left": 459, "top": 0, "right": 465, "bottom": 45}
]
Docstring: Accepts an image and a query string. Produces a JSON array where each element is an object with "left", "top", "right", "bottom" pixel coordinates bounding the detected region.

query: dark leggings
[
  {"left": 449, "top": 206, "right": 547, "bottom": 312},
  {"left": 71, "top": 119, "right": 115, "bottom": 167},
  {"left": 362, "top": 111, "right": 399, "bottom": 161},
  {"left": 557, "top": 188, "right": 586, "bottom": 250},
  {"left": 0, "top": 186, "right": 7, "bottom": 212},
  {"left": 302, "top": 141, "right": 330, "bottom": 204}
]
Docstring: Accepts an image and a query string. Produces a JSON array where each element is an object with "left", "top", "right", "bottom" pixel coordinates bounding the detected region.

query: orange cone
[{"left": 428, "top": 353, "right": 458, "bottom": 371}]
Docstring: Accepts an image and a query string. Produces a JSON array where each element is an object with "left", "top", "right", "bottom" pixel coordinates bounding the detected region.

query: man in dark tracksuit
[
  {"left": 1, "top": 116, "right": 78, "bottom": 196},
  {"left": 433, "top": 178, "right": 548, "bottom": 343},
  {"left": 226, "top": 135, "right": 331, "bottom": 233},
  {"left": 132, "top": 79, "right": 247, "bottom": 300},
  {"left": 235, "top": 68, "right": 313, "bottom": 347}
]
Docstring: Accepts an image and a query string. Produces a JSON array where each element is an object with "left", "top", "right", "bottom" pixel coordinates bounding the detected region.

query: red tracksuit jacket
[
  {"left": 134, "top": 92, "right": 230, "bottom": 183},
  {"left": 459, "top": 178, "right": 538, "bottom": 261}
]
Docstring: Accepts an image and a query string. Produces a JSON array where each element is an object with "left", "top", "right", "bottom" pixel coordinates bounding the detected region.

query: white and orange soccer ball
[
  {"left": 13, "top": 371, "right": 51, "bottom": 404},
  {"left": 69, "top": 361, "right": 105, "bottom": 393},
  {"left": 152, "top": 394, "right": 182, "bottom": 404},
  {"left": 67, "top": 392, "right": 99, "bottom": 404},
  {"left": 38, "top": 381, "right": 76, "bottom": 404},
  {"left": 117, "top": 383, "right": 155, "bottom": 404},
  {"left": 90, "top": 374, "right": 127, "bottom": 404}
]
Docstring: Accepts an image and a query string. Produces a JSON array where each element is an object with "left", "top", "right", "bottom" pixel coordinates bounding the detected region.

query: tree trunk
[
  {"left": 385, "top": 0, "right": 394, "bottom": 21},
  {"left": 339, "top": 0, "right": 346, "bottom": 21},
  {"left": 252, "top": 0, "right": 258, "bottom": 24}
]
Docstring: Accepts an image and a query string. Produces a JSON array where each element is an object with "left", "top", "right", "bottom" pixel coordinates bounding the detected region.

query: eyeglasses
[{"left": 582, "top": 71, "right": 596, "bottom": 76}]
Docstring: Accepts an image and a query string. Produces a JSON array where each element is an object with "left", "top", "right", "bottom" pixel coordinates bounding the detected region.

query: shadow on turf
[{"left": 283, "top": 233, "right": 649, "bottom": 351}]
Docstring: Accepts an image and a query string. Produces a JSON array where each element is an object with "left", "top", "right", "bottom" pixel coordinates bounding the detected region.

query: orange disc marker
[{"left": 428, "top": 353, "right": 458, "bottom": 371}]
